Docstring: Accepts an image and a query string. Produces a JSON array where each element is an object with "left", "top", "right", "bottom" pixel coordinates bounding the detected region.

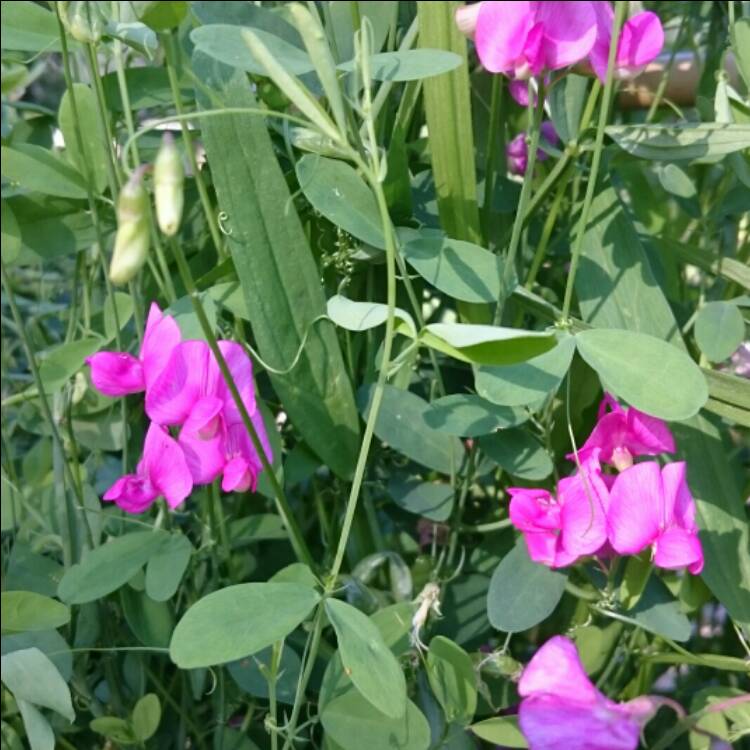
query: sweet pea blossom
[
  {"left": 608, "top": 460, "right": 704, "bottom": 574},
  {"left": 508, "top": 454, "right": 608, "bottom": 568},
  {"left": 86, "top": 303, "right": 181, "bottom": 397},
  {"left": 103, "top": 422, "right": 192, "bottom": 513},
  {"left": 570, "top": 393, "right": 675, "bottom": 471},
  {"left": 518, "top": 636, "right": 663, "bottom": 750},
  {"left": 589, "top": 2, "right": 664, "bottom": 82},
  {"left": 506, "top": 121, "right": 559, "bottom": 175}
]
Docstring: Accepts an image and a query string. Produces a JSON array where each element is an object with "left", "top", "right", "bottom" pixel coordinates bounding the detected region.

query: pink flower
[
  {"left": 608, "top": 461, "right": 704, "bottom": 574},
  {"left": 471, "top": 2, "right": 599, "bottom": 78},
  {"left": 589, "top": 2, "right": 664, "bottom": 82},
  {"left": 86, "top": 303, "right": 181, "bottom": 397},
  {"left": 570, "top": 393, "right": 675, "bottom": 471},
  {"left": 509, "top": 455, "right": 608, "bottom": 568},
  {"left": 726, "top": 342, "right": 750, "bottom": 378},
  {"left": 103, "top": 422, "right": 192, "bottom": 513},
  {"left": 506, "top": 121, "right": 559, "bottom": 175},
  {"left": 519, "top": 636, "right": 662, "bottom": 750},
  {"left": 147, "top": 339, "right": 272, "bottom": 493}
]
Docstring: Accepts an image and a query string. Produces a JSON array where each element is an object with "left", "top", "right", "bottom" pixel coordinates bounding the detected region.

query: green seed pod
[
  {"left": 58, "top": 1, "right": 104, "bottom": 45},
  {"left": 154, "top": 132, "right": 184, "bottom": 236},
  {"left": 109, "top": 169, "right": 149, "bottom": 285}
]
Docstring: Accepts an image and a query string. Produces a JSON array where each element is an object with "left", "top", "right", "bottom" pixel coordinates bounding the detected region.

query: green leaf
[
  {"left": 549, "top": 73, "right": 589, "bottom": 145},
  {"left": 619, "top": 553, "right": 652, "bottom": 611},
  {"left": 58, "top": 83, "right": 109, "bottom": 194},
  {"left": 1, "top": 201, "right": 22, "bottom": 264},
  {"left": 655, "top": 163, "right": 696, "bottom": 199},
  {"left": 131, "top": 0, "right": 188, "bottom": 30},
  {"left": 424, "top": 394, "right": 527, "bottom": 437},
  {"left": 1, "top": 144, "right": 87, "bottom": 199},
  {"left": 90, "top": 717, "right": 137, "bottom": 745},
  {"left": 471, "top": 716, "right": 527, "bottom": 747},
  {"left": 321, "top": 690, "right": 430, "bottom": 750},
  {"left": 426, "top": 636, "right": 477, "bottom": 725},
  {"left": 190, "top": 25, "right": 313, "bottom": 76},
  {"left": 388, "top": 479, "right": 454, "bottom": 522},
  {"left": 401, "top": 235, "right": 505, "bottom": 303},
  {"left": 169, "top": 582, "right": 320, "bottom": 668},
  {"left": 338, "top": 50, "right": 462, "bottom": 81},
  {"left": 475, "top": 335, "right": 576, "bottom": 407},
  {"left": 606, "top": 123, "right": 750, "bottom": 160},
  {"left": 1, "top": 630, "right": 73, "bottom": 683},
  {"left": 327, "top": 295, "right": 416, "bottom": 336},
  {"left": 487, "top": 539, "right": 567, "bottom": 633},
  {"left": 0, "top": 1, "right": 66, "bottom": 52},
  {"left": 609, "top": 577, "right": 691, "bottom": 642},
  {"left": 17, "top": 699, "right": 55, "bottom": 750},
  {"left": 228, "top": 645, "right": 301, "bottom": 704},
  {"left": 120, "top": 588, "right": 174, "bottom": 648},
  {"left": 0, "top": 648, "right": 74, "bottom": 721},
  {"left": 145, "top": 533, "right": 193, "bottom": 602},
  {"left": 325, "top": 599, "right": 407, "bottom": 718},
  {"left": 422, "top": 323, "right": 555, "bottom": 367},
  {"left": 416, "top": 1, "right": 485, "bottom": 323},
  {"left": 297, "top": 155, "right": 384, "bottom": 248},
  {"left": 57, "top": 531, "right": 168, "bottom": 605},
  {"left": 103, "top": 292, "right": 135, "bottom": 341},
  {"left": 132, "top": 694, "right": 161, "bottom": 742},
  {"left": 38, "top": 337, "right": 102, "bottom": 393},
  {"left": 480, "top": 429, "right": 553, "bottom": 480},
  {"left": 733, "top": 18, "right": 750, "bottom": 90},
  {"left": 694, "top": 302, "right": 745, "bottom": 363},
  {"left": 358, "top": 384, "right": 464, "bottom": 473},
  {"left": 643, "top": 652, "right": 750, "bottom": 673},
  {"left": 327, "top": 1, "right": 395, "bottom": 61},
  {"left": 194, "top": 54, "right": 360, "bottom": 479},
  {"left": 575, "top": 328, "right": 708, "bottom": 420},
  {"left": 1, "top": 592, "right": 70, "bottom": 633}
]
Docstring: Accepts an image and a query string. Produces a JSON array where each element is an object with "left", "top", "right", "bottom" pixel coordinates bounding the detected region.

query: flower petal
[
  {"left": 140, "top": 303, "right": 182, "bottom": 389},
  {"left": 475, "top": 1, "right": 536, "bottom": 73},
  {"left": 179, "top": 429, "right": 226, "bottom": 485},
  {"left": 617, "top": 11, "right": 664, "bottom": 69},
  {"left": 559, "top": 466, "right": 608, "bottom": 557},
  {"left": 183, "top": 396, "right": 224, "bottom": 438},
  {"left": 509, "top": 488, "right": 560, "bottom": 531},
  {"left": 536, "top": 0, "right": 598, "bottom": 70},
  {"left": 589, "top": 0, "right": 615, "bottom": 81},
  {"left": 142, "top": 423, "right": 193, "bottom": 508},
  {"left": 216, "top": 340, "right": 256, "bottom": 425},
  {"left": 523, "top": 531, "right": 561, "bottom": 567},
  {"left": 653, "top": 526, "right": 704, "bottom": 574},
  {"left": 145, "top": 340, "right": 211, "bottom": 425},
  {"left": 607, "top": 461, "right": 662, "bottom": 555},
  {"left": 86, "top": 352, "right": 145, "bottom": 396},
  {"left": 659, "top": 461, "right": 694, "bottom": 529},
  {"left": 519, "top": 693, "right": 641, "bottom": 750},
  {"left": 102, "top": 474, "right": 157, "bottom": 514},
  {"left": 221, "top": 455, "right": 256, "bottom": 493},
  {"left": 626, "top": 408, "right": 675, "bottom": 456},
  {"left": 518, "top": 635, "right": 599, "bottom": 703}
]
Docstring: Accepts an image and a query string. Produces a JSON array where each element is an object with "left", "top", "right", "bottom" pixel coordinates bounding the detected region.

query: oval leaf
[
  {"left": 424, "top": 394, "right": 528, "bottom": 436},
  {"left": 325, "top": 599, "right": 407, "bottom": 718},
  {"left": 480, "top": 429, "right": 553, "bottom": 480},
  {"left": 575, "top": 328, "right": 708, "bottom": 420},
  {"left": 1, "top": 144, "right": 87, "bottom": 199},
  {"left": 327, "top": 295, "right": 416, "bottom": 336},
  {"left": 487, "top": 539, "right": 567, "bottom": 633},
  {"left": 1, "top": 591, "right": 70, "bottom": 633},
  {"left": 338, "top": 49, "right": 462, "bottom": 81},
  {"left": 694, "top": 302, "right": 745, "bottom": 363},
  {"left": 170, "top": 582, "right": 320, "bottom": 668},
  {"left": 426, "top": 636, "right": 477, "bottom": 725},
  {"left": 388, "top": 479, "right": 454, "bottom": 522},
  {"left": 145, "top": 533, "right": 193, "bottom": 602}
]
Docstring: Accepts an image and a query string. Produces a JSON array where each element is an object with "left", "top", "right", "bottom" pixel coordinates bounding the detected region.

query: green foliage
[{"left": 2, "top": 2, "right": 749, "bottom": 749}]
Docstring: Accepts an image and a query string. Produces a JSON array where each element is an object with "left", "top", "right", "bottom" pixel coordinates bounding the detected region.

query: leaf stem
[{"left": 560, "top": 4, "right": 626, "bottom": 322}]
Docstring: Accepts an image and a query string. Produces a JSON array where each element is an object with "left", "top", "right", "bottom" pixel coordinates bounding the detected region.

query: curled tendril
[{"left": 217, "top": 211, "right": 232, "bottom": 236}]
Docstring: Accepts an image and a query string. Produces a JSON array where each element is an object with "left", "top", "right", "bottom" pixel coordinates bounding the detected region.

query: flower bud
[
  {"left": 109, "top": 169, "right": 149, "bottom": 285},
  {"left": 153, "top": 132, "right": 184, "bottom": 236},
  {"left": 58, "top": 1, "right": 104, "bottom": 44}
]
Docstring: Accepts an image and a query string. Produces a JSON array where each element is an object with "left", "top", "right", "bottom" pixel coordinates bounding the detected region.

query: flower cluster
[
  {"left": 509, "top": 394, "right": 704, "bottom": 574},
  {"left": 456, "top": 1, "right": 664, "bottom": 82},
  {"left": 518, "top": 635, "right": 668, "bottom": 750},
  {"left": 506, "top": 121, "right": 559, "bottom": 176},
  {"left": 86, "top": 303, "right": 271, "bottom": 513}
]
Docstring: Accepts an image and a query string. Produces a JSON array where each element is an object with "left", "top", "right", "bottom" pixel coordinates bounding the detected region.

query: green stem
[
  {"left": 482, "top": 74, "right": 503, "bottom": 242},
  {"left": 560, "top": 5, "right": 626, "bottom": 321},
  {"left": 162, "top": 32, "right": 225, "bottom": 258},
  {"left": 167, "top": 239, "right": 314, "bottom": 568},
  {"left": 496, "top": 78, "right": 546, "bottom": 323}
]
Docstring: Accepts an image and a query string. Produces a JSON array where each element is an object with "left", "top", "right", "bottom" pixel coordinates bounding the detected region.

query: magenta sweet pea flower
[
  {"left": 507, "top": 121, "right": 559, "bottom": 175},
  {"left": 519, "top": 636, "right": 662, "bottom": 750},
  {"left": 103, "top": 422, "right": 193, "bottom": 513},
  {"left": 509, "top": 455, "right": 608, "bottom": 568},
  {"left": 473, "top": 1, "right": 598, "bottom": 78},
  {"left": 86, "top": 303, "right": 181, "bottom": 397},
  {"left": 570, "top": 393, "right": 675, "bottom": 471},
  {"left": 589, "top": 2, "right": 664, "bottom": 82},
  {"left": 147, "top": 338, "right": 273, "bottom": 492},
  {"left": 608, "top": 460, "right": 704, "bottom": 574}
]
